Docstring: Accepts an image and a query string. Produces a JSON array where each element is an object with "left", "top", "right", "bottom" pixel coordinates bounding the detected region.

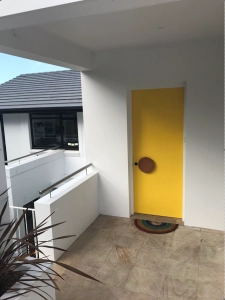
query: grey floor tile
[
  {"left": 55, "top": 215, "right": 225, "bottom": 300},
  {"left": 91, "top": 215, "right": 110, "bottom": 228},
  {"left": 120, "top": 219, "right": 139, "bottom": 233},
  {"left": 113, "top": 231, "right": 147, "bottom": 250},
  {"left": 57, "top": 285, "right": 123, "bottom": 300},
  {"left": 161, "top": 275, "right": 198, "bottom": 299},
  {"left": 136, "top": 249, "right": 168, "bottom": 275},
  {"left": 166, "top": 258, "right": 199, "bottom": 281},
  {"left": 174, "top": 227, "right": 201, "bottom": 242},
  {"left": 55, "top": 253, "right": 102, "bottom": 293},
  {"left": 118, "top": 289, "right": 159, "bottom": 300},
  {"left": 200, "top": 231, "right": 224, "bottom": 248},
  {"left": 169, "top": 240, "right": 200, "bottom": 263},
  {"left": 100, "top": 217, "right": 130, "bottom": 231},
  {"left": 198, "top": 280, "right": 224, "bottom": 299},
  {"left": 90, "top": 227, "right": 122, "bottom": 244},
  {"left": 178, "top": 225, "right": 201, "bottom": 231},
  {"left": 80, "top": 240, "right": 114, "bottom": 265},
  {"left": 78, "top": 226, "right": 100, "bottom": 241},
  {"left": 198, "top": 262, "right": 224, "bottom": 299},
  {"left": 106, "top": 245, "right": 140, "bottom": 266},
  {"left": 199, "top": 262, "right": 224, "bottom": 281},
  {"left": 56, "top": 267, "right": 96, "bottom": 290},
  {"left": 68, "top": 236, "right": 94, "bottom": 255},
  {"left": 94, "top": 260, "right": 132, "bottom": 288},
  {"left": 201, "top": 227, "right": 224, "bottom": 235},
  {"left": 124, "top": 266, "right": 164, "bottom": 297},
  {"left": 199, "top": 244, "right": 224, "bottom": 265},
  {"left": 143, "top": 232, "right": 174, "bottom": 253}
]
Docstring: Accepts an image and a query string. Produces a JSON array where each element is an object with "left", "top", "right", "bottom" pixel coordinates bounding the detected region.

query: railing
[
  {"left": 5, "top": 146, "right": 61, "bottom": 165},
  {"left": 39, "top": 163, "right": 92, "bottom": 197},
  {"left": 9, "top": 205, "right": 39, "bottom": 258}
]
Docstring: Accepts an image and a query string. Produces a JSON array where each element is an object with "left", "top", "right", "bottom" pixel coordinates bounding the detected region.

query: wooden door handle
[{"left": 138, "top": 157, "right": 155, "bottom": 173}]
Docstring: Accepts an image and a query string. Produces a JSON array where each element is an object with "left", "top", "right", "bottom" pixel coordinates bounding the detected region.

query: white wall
[
  {"left": 6, "top": 151, "right": 65, "bottom": 208},
  {"left": 64, "top": 156, "right": 86, "bottom": 174},
  {"left": 35, "top": 171, "right": 99, "bottom": 260},
  {"left": 82, "top": 38, "right": 224, "bottom": 230},
  {"left": 3, "top": 112, "right": 86, "bottom": 174},
  {"left": 3, "top": 114, "right": 31, "bottom": 161}
]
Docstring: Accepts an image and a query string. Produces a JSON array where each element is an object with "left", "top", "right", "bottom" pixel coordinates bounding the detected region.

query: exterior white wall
[
  {"left": 82, "top": 38, "right": 224, "bottom": 230},
  {"left": 3, "top": 112, "right": 86, "bottom": 174},
  {"left": 3, "top": 114, "right": 31, "bottom": 161},
  {"left": 64, "top": 156, "right": 86, "bottom": 174},
  {"left": 35, "top": 171, "right": 99, "bottom": 260},
  {"left": 6, "top": 151, "right": 65, "bottom": 208},
  {"left": 3, "top": 113, "right": 86, "bottom": 175}
]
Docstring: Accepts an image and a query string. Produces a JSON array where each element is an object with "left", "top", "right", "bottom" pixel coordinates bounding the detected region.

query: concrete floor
[{"left": 55, "top": 215, "right": 224, "bottom": 300}]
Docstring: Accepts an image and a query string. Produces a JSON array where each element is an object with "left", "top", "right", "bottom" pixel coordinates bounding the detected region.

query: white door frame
[{"left": 126, "top": 81, "right": 187, "bottom": 220}]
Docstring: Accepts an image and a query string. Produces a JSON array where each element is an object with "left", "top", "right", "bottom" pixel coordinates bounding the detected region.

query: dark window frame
[
  {"left": 30, "top": 111, "right": 80, "bottom": 151},
  {"left": 0, "top": 114, "right": 7, "bottom": 161}
]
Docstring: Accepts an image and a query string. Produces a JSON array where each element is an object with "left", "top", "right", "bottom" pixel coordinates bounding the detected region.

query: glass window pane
[
  {"left": 62, "top": 119, "right": 79, "bottom": 150},
  {"left": 32, "top": 118, "right": 61, "bottom": 148}
]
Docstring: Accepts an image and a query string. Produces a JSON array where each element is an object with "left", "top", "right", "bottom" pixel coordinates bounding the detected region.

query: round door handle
[{"left": 138, "top": 157, "right": 155, "bottom": 173}]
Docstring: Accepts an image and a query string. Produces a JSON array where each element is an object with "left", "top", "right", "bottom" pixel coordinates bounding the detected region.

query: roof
[{"left": 0, "top": 70, "right": 82, "bottom": 111}]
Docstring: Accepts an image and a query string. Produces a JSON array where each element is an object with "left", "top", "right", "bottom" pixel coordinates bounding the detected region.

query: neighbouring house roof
[{"left": 0, "top": 70, "right": 82, "bottom": 112}]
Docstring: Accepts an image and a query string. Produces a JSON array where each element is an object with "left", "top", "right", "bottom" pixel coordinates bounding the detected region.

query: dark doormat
[{"left": 134, "top": 219, "right": 179, "bottom": 234}]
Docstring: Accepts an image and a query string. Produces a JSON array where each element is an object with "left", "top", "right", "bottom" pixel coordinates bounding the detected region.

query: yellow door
[{"left": 132, "top": 88, "right": 184, "bottom": 218}]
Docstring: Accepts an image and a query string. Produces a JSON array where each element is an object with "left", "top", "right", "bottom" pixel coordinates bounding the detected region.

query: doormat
[{"left": 134, "top": 219, "right": 179, "bottom": 234}]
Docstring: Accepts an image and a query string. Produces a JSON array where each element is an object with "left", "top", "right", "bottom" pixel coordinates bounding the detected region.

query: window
[{"left": 30, "top": 112, "right": 79, "bottom": 150}]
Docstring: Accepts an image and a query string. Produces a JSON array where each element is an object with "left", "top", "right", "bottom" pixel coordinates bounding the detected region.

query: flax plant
[{"left": 0, "top": 193, "right": 98, "bottom": 299}]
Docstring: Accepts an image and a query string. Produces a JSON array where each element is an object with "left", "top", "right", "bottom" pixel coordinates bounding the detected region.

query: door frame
[{"left": 127, "top": 81, "right": 187, "bottom": 219}]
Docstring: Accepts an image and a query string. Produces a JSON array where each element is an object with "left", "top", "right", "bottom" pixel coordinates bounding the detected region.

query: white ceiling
[{"left": 41, "top": 0, "right": 223, "bottom": 51}]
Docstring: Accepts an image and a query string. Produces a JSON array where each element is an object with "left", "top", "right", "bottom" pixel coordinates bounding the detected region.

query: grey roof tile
[{"left": 0, "top": 70, "right": 82, "bottom": 111}]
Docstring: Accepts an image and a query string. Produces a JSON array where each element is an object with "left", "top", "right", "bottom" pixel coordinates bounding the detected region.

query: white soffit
[
  {"left": 41, "top": 0, "right": 223, "bottom": 51},
  {"left": 0, "top": 0, "right": 182, "bottom": 30},
  {"left": 0, "top": 0, "right": 83, "bottom": 17}
]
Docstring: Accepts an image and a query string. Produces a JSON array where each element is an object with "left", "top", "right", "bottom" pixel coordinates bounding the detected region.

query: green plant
[{"left": 0, "top": 198, "right": 99, "bottom": 300}]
